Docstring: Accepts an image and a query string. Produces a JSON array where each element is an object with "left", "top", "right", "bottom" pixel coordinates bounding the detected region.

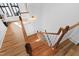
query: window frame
[{"left": 0, "top": 3, "right": 20, "bottom": 17}]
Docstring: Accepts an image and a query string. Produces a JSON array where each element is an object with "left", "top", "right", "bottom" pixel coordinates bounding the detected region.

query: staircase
[
  {"left": 0, "top": 22, "right": 79, "bottom": 56},
  {"left": 25, "top": 22, "right": 79, "bottom": 56},
  {"left": 20, "top": 17, "right": 79, "bottom": 56}
]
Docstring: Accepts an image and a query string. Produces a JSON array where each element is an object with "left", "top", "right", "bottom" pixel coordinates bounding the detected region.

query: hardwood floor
[
  {"left": 65, "top": 45, "right": 79, "bottom": 56},
  {"left": 0, "top": 22, "right": 28, "bottom": 56}
]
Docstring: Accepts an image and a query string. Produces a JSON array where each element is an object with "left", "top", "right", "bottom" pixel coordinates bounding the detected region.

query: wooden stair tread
[
  {"left": 32, "top": 46, "right": 53, "bottom": 56},
  {"left": 55, "top": 40, "right": 75, "bottom": 56}
]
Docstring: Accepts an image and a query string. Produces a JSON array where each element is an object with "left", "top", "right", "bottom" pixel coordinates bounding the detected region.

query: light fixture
[{"left": 29, "top": 16, "right": 37, "bottom": 21}]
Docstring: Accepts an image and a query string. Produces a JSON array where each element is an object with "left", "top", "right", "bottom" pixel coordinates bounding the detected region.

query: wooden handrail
[
  {"left": 41, "top": 22, "right": 79, "bottom": 35},
  {"left": 69, "top": 22, "right": 79, "bottom": 30},
  {"left": 19, "top": 16, "right": 32, "bottom": 56},
  {"left": 42, "top": 27, "right": 62, "bottom": 35},
  {"left": 41, "top": 22, "right": 79, "bottom": 48},
  {"left": 19, "top": 16, "right": 28, "bottom": 41}
]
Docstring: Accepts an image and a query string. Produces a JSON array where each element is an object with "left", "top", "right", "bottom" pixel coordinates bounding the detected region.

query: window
[
  {"left": 10, "top": 3, "right": 20, "bottom": 16},
  {"left": 0, "top": 3, "right": 20, "bottom": 17}
]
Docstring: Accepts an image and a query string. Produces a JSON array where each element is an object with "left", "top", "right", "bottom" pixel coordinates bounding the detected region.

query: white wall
[
  {"left": 22, "top": 3, "right": 43, "bottom": 35},
  {"left": 0, "top": 19, "right": 7, "bottom": 48},
  {"left": 27, "top": 3, "right": 43, "bottom": 31},
  {"left": 41, "top": 3, "right": 79, "bottom": 32}
]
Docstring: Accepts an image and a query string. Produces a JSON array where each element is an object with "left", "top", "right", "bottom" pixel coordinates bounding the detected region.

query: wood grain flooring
[{"left": 0, "top": 22, "right": 28, "bottom": 56}]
